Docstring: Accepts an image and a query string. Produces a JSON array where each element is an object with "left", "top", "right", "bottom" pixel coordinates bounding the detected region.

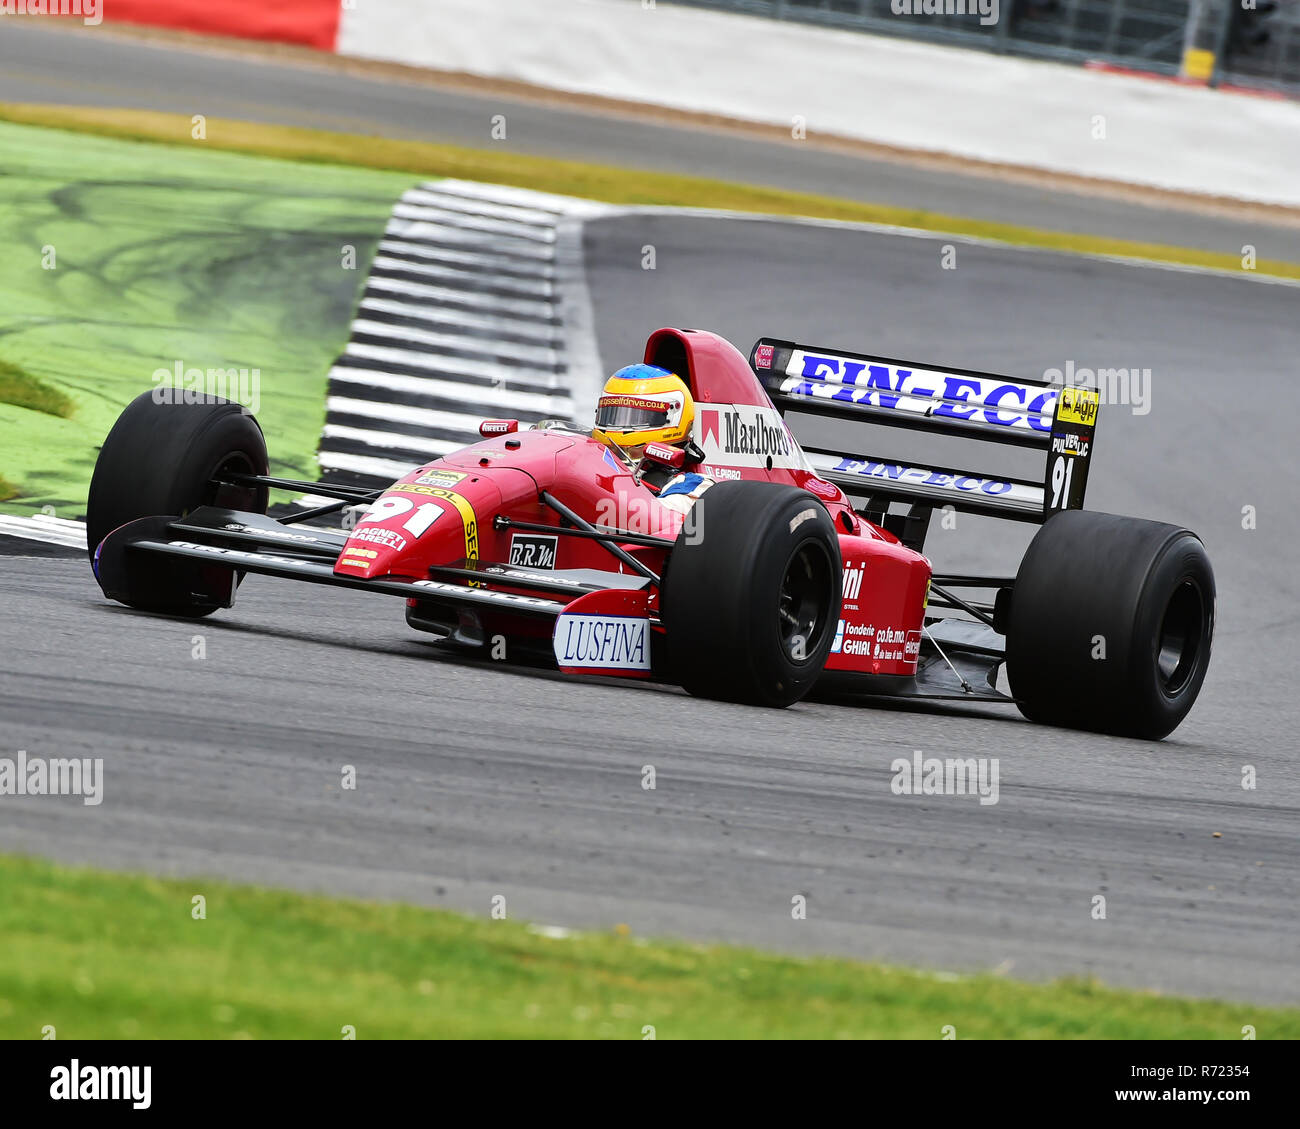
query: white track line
[
  {"left": 328, "top": 395, "right": 522, "bottom": 435},
  {"left": 321, "top": 423, "right": 470, "bottom": 454},
  {"left": 432, "top": 179, "right": 608, "bottom": 217},
  {"left": 378, "top": 221, "right": 554, "bottom": 260},
  {"left": 379, "top": 233, "right": 555, "bottom": 277},
  {"left": 365, "top": 276, "right": 555, "bottom": 321},
  {"left": 0, "top": 515, "right": 86, "bottom": 549},
  {"left": 329, "top": 367, "right": 573, "bottom": 413},
  {"left": 357, "top": 297, "right": 560, "bottom": 344},
  {"left": 317, "top": 450, "right": 431, "bottom": 481},
  {"left": 390, "top": 202, "right": 558, "bottom": 244},
  {"left": 334, "top": 344, "right": 563, "bottom": 387},
  {"left": 349, "top": 319, "right": 561, "bottom": 368},
  {"left": 369, "top": 254, "right": 553, "bottom": 297},
  {"left": 402, "top": 187, "right": 562, "bottom": 226}
]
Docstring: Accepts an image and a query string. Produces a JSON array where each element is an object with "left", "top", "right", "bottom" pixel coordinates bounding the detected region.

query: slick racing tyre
[
  {"left": 87, "top": 391, "right": 269, "bottom": 618},
  {"left": 662, "top": 481, "right": 841, "bottom": 708},
  {"left": 1005, "top": 510, "right": 1214, "bottom": 740}
]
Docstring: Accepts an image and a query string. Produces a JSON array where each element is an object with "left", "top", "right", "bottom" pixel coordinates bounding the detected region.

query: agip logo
[{"left": 1055, "top": 385, "right": 1099, "bottom": 427}]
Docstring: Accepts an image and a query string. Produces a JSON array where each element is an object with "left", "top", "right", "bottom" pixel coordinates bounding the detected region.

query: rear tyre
[
  {"left": 1005, "top": 510, "right": 1214, "bottom": 739},
  {"left": 87, "top": 391, "right": 269, "bottom": 617},
  {"left": 661, "top": 481, "right": 841, "bottom": 707}
]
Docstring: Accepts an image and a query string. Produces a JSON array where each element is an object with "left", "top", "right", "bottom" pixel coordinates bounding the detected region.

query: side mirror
[
  {"left": 642, "top": 442, "right": 685, "bottom": 471},
  {"left": 480, "top": 419, "right": 519, "bottom": 437}
]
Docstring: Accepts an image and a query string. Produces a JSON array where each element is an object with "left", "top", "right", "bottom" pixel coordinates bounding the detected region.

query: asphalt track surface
[
  {"left": 2, "top": 24, "right": 1298, "bottom": 1008},
  {"left": 3, "top": 214, "right": 1298, "bottom": 1006},
  {"left": 4, "top": 20, "right": 1300, "bottom": 261}
]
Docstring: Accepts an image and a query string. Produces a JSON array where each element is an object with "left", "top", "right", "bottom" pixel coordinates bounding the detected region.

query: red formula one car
[{"left": 88, "top": 327, "right": 1214, "bottom": 738}]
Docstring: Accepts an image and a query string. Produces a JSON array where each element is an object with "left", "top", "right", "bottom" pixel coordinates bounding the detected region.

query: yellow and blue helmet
[{"left": 592, "top": 364, "right": 695, "bottom": 451}]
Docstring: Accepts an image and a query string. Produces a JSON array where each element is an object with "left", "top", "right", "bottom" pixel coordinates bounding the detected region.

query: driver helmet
[{"left": 592, "top": 364, "right": 694, "bottom": 457}]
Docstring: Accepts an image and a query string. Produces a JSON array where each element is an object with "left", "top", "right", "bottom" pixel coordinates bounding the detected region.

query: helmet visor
[{"left": 596, "top": 395, "right": 672, "bottom": 434}]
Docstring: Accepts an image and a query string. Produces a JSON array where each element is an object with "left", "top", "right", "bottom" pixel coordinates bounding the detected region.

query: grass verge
[
  {"left": 0, "top": 359, "right": 76, "bottom": 418},
  {"left": 0, "top": 118, "right": 416, "bottom": 515},
  {"left": 1, "top": 853, "right": 1294, "bottom": 1039},
  {"left": 2, "top": 103, "right": 1297, "bottom": 281}
]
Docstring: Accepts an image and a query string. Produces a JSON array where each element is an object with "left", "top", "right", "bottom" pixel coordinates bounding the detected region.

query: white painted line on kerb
[
  {"left": 402, "top": 187, "right": 563, "bottom": 225},
  {"left": 0, "top": 515, "right": 87, "bottom": 550},
  {"left": 357, "top": 297, "right": 560, "bottom": 344},
  {"left": 349, "top": 319, "right": 562, "bottom": 368},
  {"left": 318, "top": 451, "right": 430, "bottom": 481},
  {"left": 321, "top": 423, "right": 468, "bottom": 455},
  {"left": 369, "top": 255, "right": 553, "bottom": 297},
  {"left": 390, "top": 202, "right": 558, "bottom": 244},
  {"left": 380, "top": 232, "right": 556, "bottom": 277},
  {"left": 328, "top": 395, "right": 549, "bottom": 436},
  {"left": 329, "top": 367, "right": 573, "bottom": 414},
  {"left": 365, "top": 276, "right": 556, "bottom": 322},
  {"left": 335, "top": 342, "right": 563, "bottom": 387},
  {"left": 380, "top": 221, "right": 555, "bottom": 260}
]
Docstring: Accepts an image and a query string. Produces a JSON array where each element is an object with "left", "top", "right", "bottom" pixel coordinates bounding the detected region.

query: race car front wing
[{"left": 93, "top": 507, "right": 617, "bottom": 621}]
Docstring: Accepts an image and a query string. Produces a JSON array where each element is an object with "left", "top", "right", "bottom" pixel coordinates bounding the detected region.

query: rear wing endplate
[{"left": 751, "top": 338, "right": 1098, "bottom": 523}]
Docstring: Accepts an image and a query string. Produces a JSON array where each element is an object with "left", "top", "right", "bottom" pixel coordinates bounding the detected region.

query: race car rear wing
[{"left": 750, "top": 338, "right": 1098, "bottom": 525}]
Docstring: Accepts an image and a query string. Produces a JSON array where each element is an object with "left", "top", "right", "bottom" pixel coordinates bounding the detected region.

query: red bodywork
[{"left": 334, "top": 329, "right": 932, "bottom": 680}]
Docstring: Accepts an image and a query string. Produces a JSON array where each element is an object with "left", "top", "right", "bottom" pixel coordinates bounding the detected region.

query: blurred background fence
[{"left": 667, "top": 0, "right": 1300, "bottom": 92}]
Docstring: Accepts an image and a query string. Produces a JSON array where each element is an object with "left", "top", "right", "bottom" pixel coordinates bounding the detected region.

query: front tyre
[
  {"left": 661, "top": 481, "right": 841, "bottom": 707},
  {"left": 87, "top": 391, "right": 269, "bottom": 617}
]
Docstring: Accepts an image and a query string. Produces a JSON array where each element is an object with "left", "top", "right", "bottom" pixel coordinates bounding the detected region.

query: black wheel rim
[
  {"left": 778, "top": 541, "right": 834, "bottom": 664},
  {"left": 1155, "top": 578, "right": 1205, "bottom": 696},
  {"left": 206, "top": 452, "right": 264, "bottom": 515}
]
